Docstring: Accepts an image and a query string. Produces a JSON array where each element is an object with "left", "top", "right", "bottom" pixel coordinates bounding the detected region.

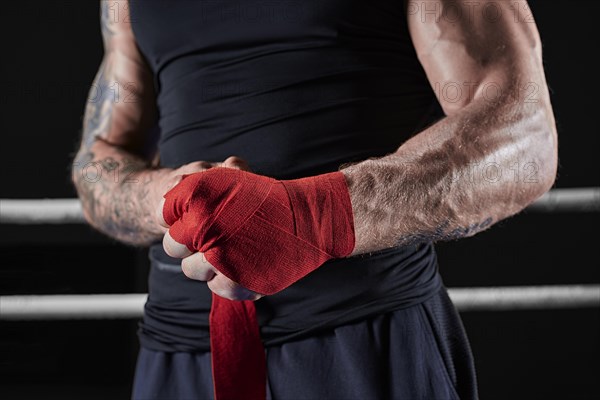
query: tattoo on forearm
[
  {"left": 83, "top": 62, "right": 114, "bottom": 147},
  {"left": 82, "top": 1, "right": 117, "bottom": 147},
  {"left": 71, "top": 3, "right": 160, "bottom": 246},
  {"left": 397, "top": 217, "right": 494, "bottom": 246},
  {"left": 73, "top": 152, "right": 160, "bottom": 245},
  {"left": 100, "top": 156, "right": 119, "bottom": 172}
]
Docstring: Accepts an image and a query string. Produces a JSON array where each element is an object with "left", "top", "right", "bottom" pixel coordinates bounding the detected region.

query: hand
[
  {"left": 145, "top": 156, "right": 250, "bottom": 235},
  {"left": 157, "top": 157, "right": 263, "bottom": 301},
  {"left": 158, "top": 168, "right": 355, "bottom": 298},
  {"left": 178, "top": 251, "right": 263, "bottom": 301}
]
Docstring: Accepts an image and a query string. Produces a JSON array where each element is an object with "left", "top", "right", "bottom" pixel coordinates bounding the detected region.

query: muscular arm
[
  {"left": 158, "top": 0, "right": 558, "bottom": 299},
  {"left": 72, "top": 0, "right": 164, "bottom": 245},
  {"left": 343, "top": 0, "right": 558, "bottom": 254}
]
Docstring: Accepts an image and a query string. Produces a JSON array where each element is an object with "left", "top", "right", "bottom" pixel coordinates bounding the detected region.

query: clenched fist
[{"left": 159, "top": 166, "right": 356, "bottom": 299}]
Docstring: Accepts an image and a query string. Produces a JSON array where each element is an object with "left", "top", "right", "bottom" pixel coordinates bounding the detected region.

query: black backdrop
[{"left": 1, "top": 1, "right": 598, "bottom": 399}]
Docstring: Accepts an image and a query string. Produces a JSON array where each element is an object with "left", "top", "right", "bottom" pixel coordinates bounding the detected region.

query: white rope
[
  {"left": 526, "top": 187, "right": 600, "bottom": 212},
  {"left": 1, "top": 188, "right": 599, "bottom": 224},
  {"left": 449, "top": 284, "right": 600, "bottom": 311},
  {"left": 0, "top": 198, "right": 84, "bottom": 224},
  {"left": 1, "top": 285, "right": 598, "bottom": 320},
  {"left": 0, "top": 294, "right": 147, "bottom": 320}
]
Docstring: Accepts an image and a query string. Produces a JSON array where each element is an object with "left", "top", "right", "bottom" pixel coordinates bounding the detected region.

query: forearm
[
  {"left": 72, "top": 56, "right": 163, "bottom": 246},
  {"left": 343, "top": 92, "right": 557, "bottom": 254},
  {"left": 70, "top": 1, "right": 166, "bottom": 246},
  {"left": 72, "top": 138, "right": 167, "bottom": 246}
]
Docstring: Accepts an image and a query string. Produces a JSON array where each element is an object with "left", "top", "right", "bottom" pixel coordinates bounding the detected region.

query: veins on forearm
[
  {"left": 346, "top": 157, "right": 499, "bottom": 253},
  {"left": 345, "top": 98, "right": 555, "bottom": 255}
]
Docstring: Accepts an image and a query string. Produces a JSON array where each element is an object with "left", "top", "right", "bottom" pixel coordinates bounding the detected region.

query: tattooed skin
[
  {"left": 99, "top": 157, "right": 119, "bottom": 172},
  {"left": 74, "top": 0, "right": 557, "bottom": 254},
  {"left": 72, "top": 1, "right": 162, "bottom": 246},
  {"left": 82, "top": 62, "right": 114, "bottom": 146},
  {"left": 73, "top": 146, "right": 162, "bottom": 245},
  {"left": 396, "top": 217, "right": 494, "bottom": 247},
  {"left": 73, "top": 150, "right": 159, "bottom": 244}
]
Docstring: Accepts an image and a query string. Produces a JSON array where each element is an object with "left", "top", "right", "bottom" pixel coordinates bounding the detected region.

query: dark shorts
[{"left": 132, "top": 288, "right": 478, "bottom": 400}]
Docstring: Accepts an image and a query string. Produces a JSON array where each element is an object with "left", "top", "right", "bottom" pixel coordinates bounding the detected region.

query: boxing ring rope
[
  {"left": 1, "top": 187, "right": 599, "bottom": 224},
  {"left": 1, "top": 285, "right": 598, "bottom": 320},
  {"left": 0, "top": 198, "right": 85, "bottom": 224},
  {"left": 0, "top": 187, "right": 598, "bottom": 319}
]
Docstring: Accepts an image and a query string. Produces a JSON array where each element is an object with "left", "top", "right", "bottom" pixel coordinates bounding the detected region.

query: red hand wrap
[
  {"left": 162, "top": 168, "right": 355, "bottom": 400},
  {"left": 209, "top": 293, "right": 266, "bottom": 400},
  {"left": 163, "top": 168, "right": 356, "bottom": 295}
]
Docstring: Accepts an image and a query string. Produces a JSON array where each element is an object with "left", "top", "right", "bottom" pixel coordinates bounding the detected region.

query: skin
[
  {"left": 72, "top": 1, "right": 250, "bottom": 247},
  {"left": 164, "top": 0, "right": 557, "bottom": 300},
  {"left": 344, "top": 0, "right": 558, "bottom": 254},
  {"left": 76, "top": 1, "right": 557, "bottom": 301}
]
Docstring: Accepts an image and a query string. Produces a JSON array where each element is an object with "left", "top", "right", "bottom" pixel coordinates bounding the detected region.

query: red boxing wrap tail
[
  {"left": 210, "top": 293, "right": 266, "bottom": 400},
  {"left": 162, "top": 168, "right": 356, "bottom": 400}
]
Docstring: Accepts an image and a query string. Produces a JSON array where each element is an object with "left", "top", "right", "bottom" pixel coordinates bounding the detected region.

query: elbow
[
  {"left": 73, "top": 185, "right": 97, "bottom": 228},
  {"left": 538, "top": 138, "right": 558, "bottom": 194},
  {"left": 79, "top": 203, "right": 96, "bottom": 228},
  {"left": 521, "top": 113, "right": 558, "bottom": 206},
  {"left": 71, "top": 170, "right": 98, "bottom": 228}
]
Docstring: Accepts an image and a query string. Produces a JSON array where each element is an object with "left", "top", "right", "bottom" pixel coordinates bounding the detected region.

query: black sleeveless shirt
[{"left": 129, "top": 0, "right": 445, "bottom": 352}]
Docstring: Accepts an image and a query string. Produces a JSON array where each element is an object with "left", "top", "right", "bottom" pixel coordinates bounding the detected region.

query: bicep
[
  {"left": 82, "top": 0, "right": 157, "bottom": 156},
  {"left": 406, "top": 0, "right": 545, "bottom": 115}
]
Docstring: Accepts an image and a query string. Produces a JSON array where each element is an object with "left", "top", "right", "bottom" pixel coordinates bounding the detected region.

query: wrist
[
  {"left": 338, "top": 162, "right": 378, "bottom": 256},
  {"left": 283, "top": 171, "right": 356, "bottom": 258},
  {"left": 130, "top": 167, "right": 174, "bottom": 235}
]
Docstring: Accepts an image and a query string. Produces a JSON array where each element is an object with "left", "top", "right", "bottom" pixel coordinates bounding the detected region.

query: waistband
[{"left": 138, "top": 242, "right": 442, "bottom": 352}]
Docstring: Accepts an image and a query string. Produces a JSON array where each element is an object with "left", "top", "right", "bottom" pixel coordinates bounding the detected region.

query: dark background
[{"left": 1, "top": 1, "right": 598, "bottom": 399}]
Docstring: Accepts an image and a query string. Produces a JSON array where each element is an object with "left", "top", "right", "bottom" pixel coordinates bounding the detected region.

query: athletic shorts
[{"left": 132, "top": 287, "right": 478, "bottom": 400}]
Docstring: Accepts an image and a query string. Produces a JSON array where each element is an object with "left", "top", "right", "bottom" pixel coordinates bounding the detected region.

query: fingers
[
  {"left": 180, "top": 250, "right": 263, "bottom": 301},
  {"left": 159, "top": 161, "right": 213, "bottom": 225},
  {"left": 180, "top": 157, "right": 250, "bottom": 172},
  {"left": 163, "top": 229, "right": 193, "bottom": 258},
  {"left": 221, "top": 156, "right": 250, "bottom": 171},
  {"left": 208, "top": 273, "right": 264, "bottom": 301},
  {"left": 178, "top": 160, "right": 215, "bottom": 174},
  {"left": 160, "top": 155, "right": 261, "bottom": 301},
  {"left": 181, "top": 252, "right": 217, "bottom": 281},
  {"left": 161, "top": 172, "right": 201, "bottom": 226},
  {"left": 159, "top": 157, "right": 250, "bottom": 228}
]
